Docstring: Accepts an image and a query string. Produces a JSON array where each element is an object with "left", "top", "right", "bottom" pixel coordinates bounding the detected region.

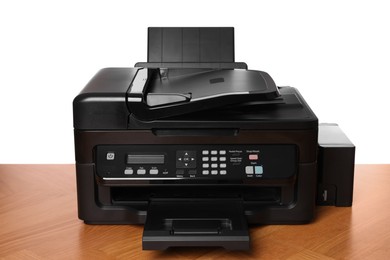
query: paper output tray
[{"left": 142, "top": 200, "right": 250, "bottom": 250}]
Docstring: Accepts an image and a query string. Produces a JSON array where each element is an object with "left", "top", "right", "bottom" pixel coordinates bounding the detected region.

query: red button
[{"left": 249, "top": 154, "right": 258, "bottom": 160}]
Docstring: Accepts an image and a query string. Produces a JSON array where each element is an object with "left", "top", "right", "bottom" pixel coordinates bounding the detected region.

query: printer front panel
[{"left": 74, "top": 127, "right": 317, "bottom": 224}]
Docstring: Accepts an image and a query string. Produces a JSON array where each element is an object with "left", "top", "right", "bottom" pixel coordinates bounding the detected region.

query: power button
[{"left": 106, "top": 152, "right": 115, "bottom": 160}]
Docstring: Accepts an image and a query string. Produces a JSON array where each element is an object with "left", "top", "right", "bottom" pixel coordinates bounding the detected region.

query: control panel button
[
  {"left": 211, "top": 150, "right": 218, "bottom": 155},
  {"left": 220, "top": 163, "right": 227, "bottom": 168},
  {"left": 211, "top": 157, "right": 218, "bottom": 161},
  {"left": 176, "top": 151, "right": 196, "bottom": 168},
  {"left": 150, "top": 169, "right": 159, "bottom": 175},
  {"left": 124, "top": 168, "right": 133, "bottom": 175},
  {"left": 202, "top": 150, "right": 209, "bottom": 155},
  {"left": 202, "top": 163, "right": 209, "bottom": 168},
  {"left": 220, "top": 150, "right": 226, "bottom": 155},
  {"left": 220, "top": 157, "right": 226, "bottom": 161},
  {"left": 220, "top": 170, "right": 227, "bottom": 175},
  {"left": 106, "top": 152, "right": 115, "bottom": 160},
  {"left": 202, "top": 170, "right": 209, "bottom": 175},
  {"left": 249, "top": 154, "right": 258, "bottom": 160},
  {"left": 211, "top": 164, "right": 218, "bottom": 168},
  {"left": 188, "top": 170, "right": 197, "bottom": 175},
  {"left": 202, "top": 157, "right": 209, "bottom": 162},
  {"left": 211, "top": 170, "right": 218, "bottom": 175},
  {"left": 245, "top": 166, "right": 254, "bottom": 174},
  {"left": 137, "top": 169, "right": 146, "bottom": 175},
  {"left": 255, "top": 166, "right": 263, "bottom": 174}
]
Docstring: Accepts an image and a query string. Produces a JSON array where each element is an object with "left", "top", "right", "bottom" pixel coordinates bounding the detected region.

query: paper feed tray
[{"left": 127, "top": 68, "right": 280, "bottom": 120}]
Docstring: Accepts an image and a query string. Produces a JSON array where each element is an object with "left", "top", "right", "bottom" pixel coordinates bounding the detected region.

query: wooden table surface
[{"left": 0, "top": 164, "right": 389, "bottom": 259}]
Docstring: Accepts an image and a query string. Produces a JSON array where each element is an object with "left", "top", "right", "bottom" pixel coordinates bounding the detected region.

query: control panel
[{"left": 95, "top": 145, "right": 297, "bottom": 184}]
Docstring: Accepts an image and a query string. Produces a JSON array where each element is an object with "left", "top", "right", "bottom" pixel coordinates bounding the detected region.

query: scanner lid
[{"left": 127, "top": 67, "right": 280, "bottom": 120}]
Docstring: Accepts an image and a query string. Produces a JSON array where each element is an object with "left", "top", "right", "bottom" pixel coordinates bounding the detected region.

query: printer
[{"left": 73, "top": 27, "right": 355, "bottom": 250}]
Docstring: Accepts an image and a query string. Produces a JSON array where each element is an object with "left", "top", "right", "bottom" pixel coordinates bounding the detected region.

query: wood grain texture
[{"left": 0, "top": 164, "right": 389, "bottom": 259}]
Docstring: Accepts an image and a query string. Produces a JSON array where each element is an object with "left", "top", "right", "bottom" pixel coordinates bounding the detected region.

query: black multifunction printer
[{"left": 73, "top": 27, "right": 355, "bottom": 250}]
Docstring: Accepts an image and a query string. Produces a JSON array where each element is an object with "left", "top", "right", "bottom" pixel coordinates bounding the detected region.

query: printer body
[{"left": 73, "top": 28, "right": 355, "bottom": 250}]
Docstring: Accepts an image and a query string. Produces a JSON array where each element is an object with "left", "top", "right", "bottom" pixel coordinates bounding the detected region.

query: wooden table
[{"left": 0, "top": 164, "right": 389, "bottom": 259}]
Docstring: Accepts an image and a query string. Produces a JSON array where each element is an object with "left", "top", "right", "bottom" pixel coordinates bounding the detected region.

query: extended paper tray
[{"left": 142, "top": 200, "right": 250, "bottom": 250}]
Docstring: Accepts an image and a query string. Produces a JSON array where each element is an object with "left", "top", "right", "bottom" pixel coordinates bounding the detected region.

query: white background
[{"left": 1, "top": 0, "right": 389, "bottom": 164}]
